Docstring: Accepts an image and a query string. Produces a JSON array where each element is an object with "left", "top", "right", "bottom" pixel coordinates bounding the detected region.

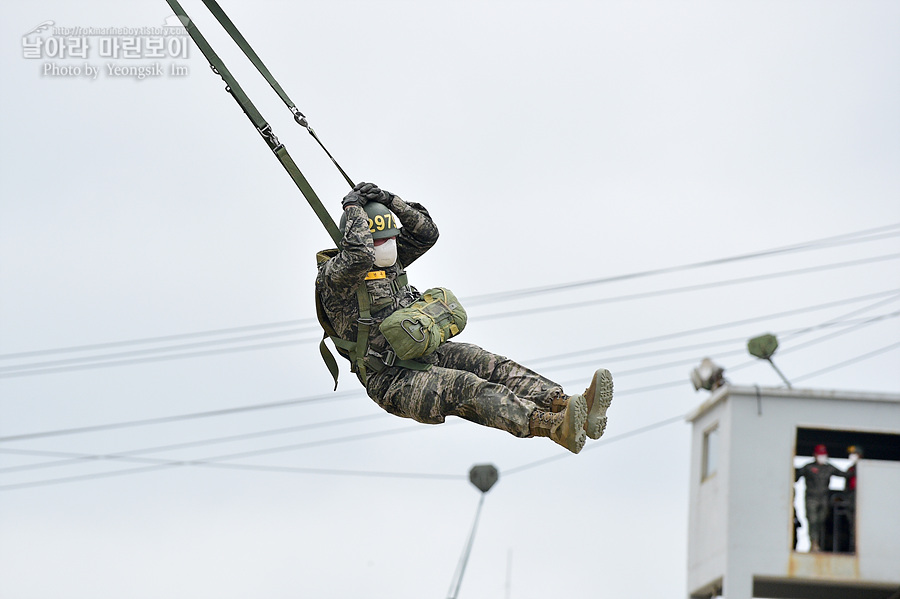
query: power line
[
  {"left": 2, "top": 288, "right": 895, "bottom": 488},
  {"left": 0, "top": 379, "right": 691, "bottom": 482},
  {"left": 0, "top": 389, "right": 364, "bottom": 443},
  {"left": 3, "top": 257, "right": 897, "bottom": 379},
  {"left": 527, "top": 289, "right": 900, "bottom": 365},
  {"left": 544, "top": 312, "right": 900, "bottom": 376},
  {"left": 33, "top": 307, "right": 890, "bottom": 475},
  {"left": 0, "top": 413, "right": 389, "bottom": 474},
  {"left": 503, "top": 413, "right": 688, "bottom": 475},
  {"left": 0, "top": 327, "right": 321, "bottom": 374},
  {"left": 0, "top": 421, "right": 461, "bottom": 492},
  {"left": 0, "top": 319, "right": 317, "bottom": 361},
  {"left": 3, "top": 329, "right": 895, "bottom": 491},
  {"left": 474, "top": 252, "right": 900, "bottom": 322},
  {"left": 776, "top": 312, "right": 900, "bottom": 359},
  {"left": 724, "top": 308, "right": 900, "bottom": 377},
  {"left": 533, "top": 290, "right": 900, "bottom": 372},
  {"left": 0, "top": 337, "right": 321, "bottom": 379},
  {"left": 544, "top": 291, "right": 900, "bottom": 375},
  {"left": 465, "top": 223, "right": 900, "bottom": 306},
  {"left": 792, "top": 340, "right": 900, "bottom": 384},
  {"left": 3, "top": 290, "right": 896, "bottom": 446},
  {"left": 3, "top": 223, "right": 897, "bottom": 363}
]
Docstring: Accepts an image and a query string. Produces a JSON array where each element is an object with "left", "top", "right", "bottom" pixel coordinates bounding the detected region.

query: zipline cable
[
  {"left": 199, "top": 0, "right": 355, "bottom": 187},
  {"left": 164, "top": 0, "right": 343, "bottom": 245}
]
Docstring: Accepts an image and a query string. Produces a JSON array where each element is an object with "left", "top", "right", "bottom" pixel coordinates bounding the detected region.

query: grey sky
[{"left": 1, "top": 2, "right": 899, "bottom": 598}]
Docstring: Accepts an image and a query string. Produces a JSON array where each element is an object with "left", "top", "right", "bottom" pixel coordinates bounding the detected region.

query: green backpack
[{"left": 379, "top": 287, "right": 467, "bottom": 360}]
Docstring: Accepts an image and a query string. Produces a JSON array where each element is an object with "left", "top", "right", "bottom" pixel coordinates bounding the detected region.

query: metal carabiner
[
  {"left": 401, "top": 319, "right": 427, "bottom": 343},
  {"left": 290, "top": 106, "right": 310, "bottom": 129}
]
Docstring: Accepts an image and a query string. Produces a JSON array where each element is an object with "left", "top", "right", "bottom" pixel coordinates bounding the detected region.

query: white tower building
[{"left": 686, "top": 385, "right": 900, "bottom": 599}]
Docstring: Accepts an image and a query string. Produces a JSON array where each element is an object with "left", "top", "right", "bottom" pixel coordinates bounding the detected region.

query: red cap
[{"left": 813, "top": 444, "right": 828, "bottom": 456}]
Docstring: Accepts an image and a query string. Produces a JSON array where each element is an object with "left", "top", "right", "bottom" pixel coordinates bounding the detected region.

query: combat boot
[
  {"left": 547, "top": 368, "right": 613, "bottom": 440},
  {"left": 582, "top": 368, "right": 613, "bottom": 440},
  {"left": 529, "top": 394, "right": 587, "bottom": 454}
]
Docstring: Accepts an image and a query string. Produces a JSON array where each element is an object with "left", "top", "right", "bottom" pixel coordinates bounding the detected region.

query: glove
[
  {"left": 360, "top": 183, "right": 395, "bottom": 206},
  {"left": 341, "top": 183, "right": 369, "bottom": 209}
]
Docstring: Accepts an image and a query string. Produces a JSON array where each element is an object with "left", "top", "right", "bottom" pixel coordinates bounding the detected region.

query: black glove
[
  {"left": 341, "top": 182, "right": 370, "bottom": 209},
  {"left": 361, "top": 183, "right": 395, "bottom": 206}
]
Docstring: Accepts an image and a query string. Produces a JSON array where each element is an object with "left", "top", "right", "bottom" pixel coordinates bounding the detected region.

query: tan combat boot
[
  {"left": 548, "top": 368, "right": 614, "bottom": 440},
  {"left": 529, "top": 394, "right": 587, "bottom": 454},
  {"left": 583, "top": 368, "right": 613, "bottom": 440}
]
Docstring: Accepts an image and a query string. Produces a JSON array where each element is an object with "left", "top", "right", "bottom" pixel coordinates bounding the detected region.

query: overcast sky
[{"left": 1, "top": 2, "right": 899, "bottom": 598}]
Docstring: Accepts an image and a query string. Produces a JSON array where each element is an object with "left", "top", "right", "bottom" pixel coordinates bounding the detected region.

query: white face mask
[
  {"left": 815, "top": 454, "right": 827, "bottom": 464},
  {"left": 373, "top": 237, "right": 398, "bottom": 267}
]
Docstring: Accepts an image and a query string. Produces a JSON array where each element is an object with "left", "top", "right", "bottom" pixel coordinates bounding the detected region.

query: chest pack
[{"left": 379, "top": 287, "right": 467, "bottom": 361}]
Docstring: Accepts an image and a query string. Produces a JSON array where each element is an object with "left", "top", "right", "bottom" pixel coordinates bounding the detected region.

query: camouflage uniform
[
  {"left": 795, "top": 460, "right": 849, "bottom": 551},
  {"left": 316, "top": 196, "right": 564, "bottom": 437}
]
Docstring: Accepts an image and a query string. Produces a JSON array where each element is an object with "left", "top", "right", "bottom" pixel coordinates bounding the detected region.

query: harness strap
[
  {"left": 354, "top": 285, "right": 373, "bottom": 384},
  {"left": 314, "top": 252, "right": 428, "bottom": 388},
  {"left": 164, "top": 0, "right": 343, "bottom": 247},
  {"left": 200, "top": 0, "right": 355, "bottom": 187}
]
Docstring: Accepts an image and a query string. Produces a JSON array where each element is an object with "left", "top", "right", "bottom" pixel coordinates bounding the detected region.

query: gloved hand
[
  {"left": 341, "top": 182, "right": 371, "bottom": 209},
  {"left": 360, "top": 183, "right": 395, "bottom": 206}
]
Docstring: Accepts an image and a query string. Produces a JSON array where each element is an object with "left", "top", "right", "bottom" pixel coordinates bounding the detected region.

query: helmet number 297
[{"left": 368, "top": 214, "right": 396, "bottom": 233}]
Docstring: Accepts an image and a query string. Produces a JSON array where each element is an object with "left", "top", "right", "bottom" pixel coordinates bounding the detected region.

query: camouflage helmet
[{"left": 339, "top": 202, "right": 400, "bottom": 240}]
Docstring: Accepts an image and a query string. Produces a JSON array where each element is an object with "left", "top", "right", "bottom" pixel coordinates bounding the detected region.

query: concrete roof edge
[{"left": 685, "top": 384, "right": 900, "bottom": 423}]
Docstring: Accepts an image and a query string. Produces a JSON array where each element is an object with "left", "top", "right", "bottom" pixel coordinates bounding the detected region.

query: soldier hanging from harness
[{"left": 315, "top": 183, "right": 613, "bottom": 454}]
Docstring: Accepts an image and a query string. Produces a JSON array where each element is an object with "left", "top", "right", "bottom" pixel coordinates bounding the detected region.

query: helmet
[
  {"left": 339, "top": 202, "right": 400, "bottom": 240},
  {"left": 813, "top": 444, "right": 828, "bottom": 456}
]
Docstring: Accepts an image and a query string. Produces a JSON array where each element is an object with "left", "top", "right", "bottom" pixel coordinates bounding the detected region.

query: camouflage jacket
[
  {"left": 795, "top": 461, "right": 849, "bottom": 498},
  {"left": 316, "top": 196, "right": 439, "bottom": 366}
]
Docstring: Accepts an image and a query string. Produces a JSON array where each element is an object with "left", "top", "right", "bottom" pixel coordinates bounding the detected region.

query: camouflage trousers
[
  {"left": 806, "top": 495, "right": 829, "bottom": 549},
  {"left": 364, "top": 341, "right": 564, "bottom": 438}
]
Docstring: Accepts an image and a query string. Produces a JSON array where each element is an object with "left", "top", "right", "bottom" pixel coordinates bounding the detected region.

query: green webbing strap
[
  {"left": 274, "top": 147, "right": 342, "bottom": 244},
  {"left": 354, "top": 286, "right": 373, "bottom": 384},
  {"left": 201, "top": 0, "right": 293, "bottom": 109},
  {"left": 319, "top": 333, "right": 340, "bottom": 390},
  {"left": 314, "top": 280, "right": 342, "bottom": 390},
  {"left": 200, "top": 0, "right": 355, "bottom": 188},
  {"left": 164, "top": 0, "right": 343, "bottom": 247},
  {"left": 392, "top": 272, "right": 409, "bottom": 294}
]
